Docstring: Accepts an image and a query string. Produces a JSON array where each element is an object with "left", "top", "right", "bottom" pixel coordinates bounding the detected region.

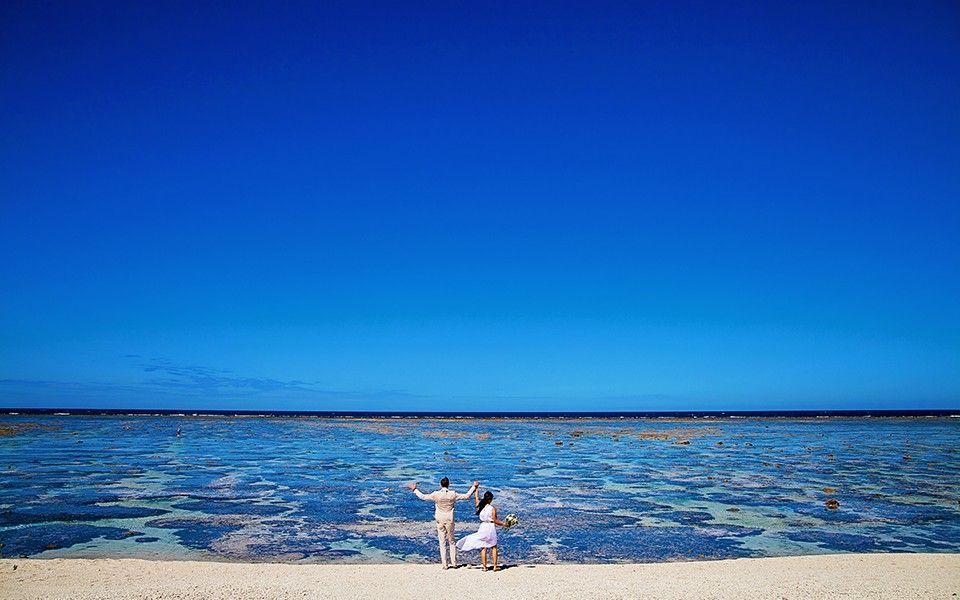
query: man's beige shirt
[{"left": 414, "top": 484, "right": 477, "bottom": 522}]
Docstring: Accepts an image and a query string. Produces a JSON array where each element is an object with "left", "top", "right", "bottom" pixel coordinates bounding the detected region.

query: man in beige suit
[{"left": 409, "top": 477, "right": 479, "bottom": 569}]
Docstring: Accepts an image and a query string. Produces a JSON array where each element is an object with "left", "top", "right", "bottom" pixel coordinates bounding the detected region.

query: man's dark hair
[{"left": 440, "top": 477, "right": 449, "bottom": 488}]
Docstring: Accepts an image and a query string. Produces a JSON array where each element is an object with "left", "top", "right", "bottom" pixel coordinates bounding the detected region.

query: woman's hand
[{"left": 406, "top": 482, "right": 417, "bottom": 491}]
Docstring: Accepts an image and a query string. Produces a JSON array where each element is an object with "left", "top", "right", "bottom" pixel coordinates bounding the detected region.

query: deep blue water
[{"left": 1, "top": 415, "right": 958, "bottom": 563}]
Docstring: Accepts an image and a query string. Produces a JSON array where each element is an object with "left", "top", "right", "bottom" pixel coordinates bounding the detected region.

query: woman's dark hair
[{"left": 476, "top": 491, "right": 494, "bottom": 515}]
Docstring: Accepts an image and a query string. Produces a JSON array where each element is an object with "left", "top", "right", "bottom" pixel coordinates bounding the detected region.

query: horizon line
[{"left": 3, "top": 407, "right": 958, "bottom": 418}]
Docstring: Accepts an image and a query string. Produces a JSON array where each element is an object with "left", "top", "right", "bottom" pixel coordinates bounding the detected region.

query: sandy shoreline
[{"left": 2, "top": 554, "right": 958, "bottom": 599}]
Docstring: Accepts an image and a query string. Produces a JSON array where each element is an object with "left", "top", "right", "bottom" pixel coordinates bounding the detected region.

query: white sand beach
[{"left": 2, "top": 553, "right": 958, "bottom": 600}]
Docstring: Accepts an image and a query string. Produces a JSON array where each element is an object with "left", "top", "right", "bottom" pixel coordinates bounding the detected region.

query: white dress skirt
[{"left": 457, "top": 504, "right": 497, "bottom": 550}]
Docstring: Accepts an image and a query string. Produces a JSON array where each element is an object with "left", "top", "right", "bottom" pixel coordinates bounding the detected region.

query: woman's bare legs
[
  {"left": 481, "top": 548, "right": 488, "bottom": 571},
  {"left": 492, "top": 546, "right": 499, "bottom": 571}
]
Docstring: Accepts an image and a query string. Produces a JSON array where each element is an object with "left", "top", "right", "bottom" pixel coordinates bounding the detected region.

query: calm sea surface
[{"left": 1, "top": 415, "right": 958, "bottom": 563}]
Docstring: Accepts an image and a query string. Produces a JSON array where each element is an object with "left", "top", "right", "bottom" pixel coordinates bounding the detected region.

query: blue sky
[{"left": 1, "top": 1, "right": 958, "bottom": 411}]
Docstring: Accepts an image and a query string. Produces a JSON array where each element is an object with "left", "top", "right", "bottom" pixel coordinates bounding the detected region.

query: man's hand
[
  {"left": 406, "top": 482, "right": 418, "bottom": 491},
  {"left": 473, "top": 481, "right": 480, "bottom": 488}
]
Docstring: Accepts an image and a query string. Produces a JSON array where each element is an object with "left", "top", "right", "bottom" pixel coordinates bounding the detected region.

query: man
[{"left": 408, "top": 477, "right": 478, "bottom": 569}]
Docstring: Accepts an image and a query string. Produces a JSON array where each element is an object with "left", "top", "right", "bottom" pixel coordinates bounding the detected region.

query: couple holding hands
[{"left": 407, "top": 477, "right": 511, "bottom": 571}]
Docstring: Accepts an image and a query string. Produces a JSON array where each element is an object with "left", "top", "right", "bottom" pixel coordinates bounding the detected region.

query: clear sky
[{"left": 1, "top": 1, "right": 958, "bottom": 412}]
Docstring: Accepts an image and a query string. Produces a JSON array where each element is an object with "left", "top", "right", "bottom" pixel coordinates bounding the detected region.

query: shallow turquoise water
[{"left": 1, "top": 416, "right": 958, "bottom": 563}]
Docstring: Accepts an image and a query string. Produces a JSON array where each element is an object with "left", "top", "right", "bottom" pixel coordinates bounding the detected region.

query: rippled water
[{"left": 1, "top": 415, "right": 958, "bottom": 563}]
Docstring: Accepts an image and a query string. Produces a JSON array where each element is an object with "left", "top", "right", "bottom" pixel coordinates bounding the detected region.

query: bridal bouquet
[{"left": 503, "top": 513, "right": 519, "bottom": 528}]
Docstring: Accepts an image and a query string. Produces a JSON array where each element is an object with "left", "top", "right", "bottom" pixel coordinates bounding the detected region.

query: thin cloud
[{"left": 0, "top": 357, "right": 688, "bottom": 409}]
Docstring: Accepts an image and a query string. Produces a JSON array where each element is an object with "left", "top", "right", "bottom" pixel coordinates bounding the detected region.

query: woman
[{"left": 456, "top": 488, "right": 508, "bottom": 571}]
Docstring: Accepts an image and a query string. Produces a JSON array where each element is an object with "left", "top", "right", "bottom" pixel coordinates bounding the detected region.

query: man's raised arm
[
  {"left": 455, "top": 481, "right": 479, "bottom": 500},
  {"left": 408, "top": 482, "right": 434, "bottom": 501}
]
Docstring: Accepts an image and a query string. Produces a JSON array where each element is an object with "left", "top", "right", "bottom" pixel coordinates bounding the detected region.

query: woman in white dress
[{"left": 456, "top": 488, "right": 508, "bottom": 571}]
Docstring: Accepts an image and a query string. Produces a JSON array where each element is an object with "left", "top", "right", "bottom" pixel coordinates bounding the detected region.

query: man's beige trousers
[{"left": 436, "top": 520, "right": 457, "bottom": 566}]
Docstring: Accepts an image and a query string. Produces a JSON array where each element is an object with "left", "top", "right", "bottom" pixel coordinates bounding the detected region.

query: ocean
[{"left": 1, "top": 413, "right": 958, "bottom": 563}]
